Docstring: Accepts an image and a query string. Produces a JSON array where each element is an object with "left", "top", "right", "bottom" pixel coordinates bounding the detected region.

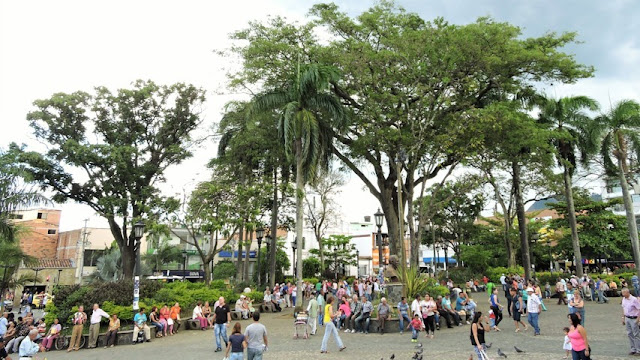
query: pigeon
[
  {"left": 415, "top": 343, "right": 423, "bottom": 349},
  {"left": 390, "top": 354, "right": 395, "bottom": 360},
  {"left": 514, "top": 346, "right": 525, "bottom": 353},
  {"left": 498, "top": 348, "right": 508, "bottom": 358},
  {"left": 486, "top": 342, "right": 493, "bottom": 349},
  {"left": 416, "top": 349, "right": 423, "bottom": 354}
]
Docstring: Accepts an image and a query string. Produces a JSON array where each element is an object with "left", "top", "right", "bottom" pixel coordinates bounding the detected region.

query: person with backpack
[{"left": 510, "top": 287, "right": 527, "bottom": 332}]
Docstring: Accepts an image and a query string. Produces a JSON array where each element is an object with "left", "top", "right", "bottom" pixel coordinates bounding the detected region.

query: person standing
[
  {"left": 87, "top": 303, "right": 109, "bottom": 348},
  {"left": 0, "top": 312, "right": 8, "bottom": 341},
  {"left": 632, "top": 275, "right": 639, "bottom": 297},
  {"left": 317, "top": 291, "right": 325, "bottom": 327},
  {"left": 509, "top": 288, "right": 527, "bottom": 332},
  {"left": 307, "top": 292, "right": 319, "bottom": 335},
  {"left": 19, "top": 329, "right": 44, "bottom": 358},
  {"left": 225, "top": 322, "right": 246, "bottom": 360},
  {"left": 212, "top": 297, "right": 231, "bottom": 352},
  {"left": 526, "top": 287, "right": 542, "bottom": 336},
  {"left": 569, "top": 292, "right": 585, "bottom": 325},
  {"left": 567, "top": 313, "right": 590, "bottom": 360},
  {"left": 320, "top": 297, "right": 346, "bottom": 354},
  {"left": 67, "top": 305, "right": 87, "bottom": 352},
  {"left": 244, "top": 312, "right": 268, "bottom": 360},
  {"left": 621, "top": 288, "right": 640, "bottom": 356}
]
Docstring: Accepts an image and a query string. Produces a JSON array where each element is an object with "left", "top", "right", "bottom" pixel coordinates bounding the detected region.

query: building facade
[{"left": 11, "top": 209, "right": 61, "bottom": 259}]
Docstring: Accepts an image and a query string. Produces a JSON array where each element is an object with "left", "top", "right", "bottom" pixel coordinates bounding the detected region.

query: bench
[{"left": 231, "top": 311, "right": 242, "bottom": 320}]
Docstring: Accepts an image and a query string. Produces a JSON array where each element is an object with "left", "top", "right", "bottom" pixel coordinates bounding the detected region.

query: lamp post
[
  {"left": 181, "top": 250, "right": 188, "bottom": 282},
  {"left": 132, "top": 221, "right": 145, "bottom": 311},
  {"left": 291, "top": 241, "right": 297, "bottom": 278},
  {"left": 396, "top": 149, "right": 408, "bottom": 274},
  {"left": 429, "top": 220, "right": 436, "bottom": 276},
  {"left": 334, "top": 246, "right": 338, "bottom": 281},
  {"left": 265, "top": 237, "right": 271, "bottom": 285},
  {"left": 256, "top": 228, "right": 264, "bottom": 286},
  {"left": 374, "top": 208, "right": 384, "bottom": 272},
  {"left": 434, "top": 245, "right": 440, "bottom": 277}
]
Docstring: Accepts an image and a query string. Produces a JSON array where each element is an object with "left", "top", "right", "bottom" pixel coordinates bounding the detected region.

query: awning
[
  {"left": 423, "top": 257, "right": 457, "bottom": 264},
  {"left": 162, "top": 270, "right": 204, "bottom": 279},
  {"left": 218, "top": 250, "right": 257, "bottom": 258}
]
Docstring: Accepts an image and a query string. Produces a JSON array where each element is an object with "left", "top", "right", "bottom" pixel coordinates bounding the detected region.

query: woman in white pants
[{"left": 320, "top": 297, "right": 346, "bottom": 354}]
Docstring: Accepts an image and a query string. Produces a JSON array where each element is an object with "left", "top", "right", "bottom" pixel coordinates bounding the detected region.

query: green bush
[
  {"left": 210, "top": 279, "right": 227, "bottom": 290},
  {"left": 303, "top": 278, "right": 319, "bottom": 285},
  {"left": 485, "top": 267, "right": 524, "bottom": 282},
  {"left": 212, "top": 260, "right": 237, "bottom": 280},
  {"left": 245, "top": 291, "right": 263, "bottom": 304},
  {"left": 446, "top": 268, "right": 476, "bottom": 285},
  {"left": 302, "top": 257, "right": 321, "bottom": 278}
]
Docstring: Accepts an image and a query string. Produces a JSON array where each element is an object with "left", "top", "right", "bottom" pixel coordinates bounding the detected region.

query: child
[
  {"left": 488, "top": 309, "right": 496, "bottom": 330},
  {"left": 562, "top": 327, "right": 572, "bottom": 359},
  {"left": 408, "top": 313, "right": 423, "bottom": 343}
]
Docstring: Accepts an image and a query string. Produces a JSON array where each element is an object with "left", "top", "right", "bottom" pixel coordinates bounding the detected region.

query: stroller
[{"left": 293, "top": 311, "right": 309, "bottom": 339}]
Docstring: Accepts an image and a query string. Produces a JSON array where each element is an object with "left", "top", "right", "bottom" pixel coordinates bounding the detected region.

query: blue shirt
[
  {"left": 455, "top": 297, "right": 465, "bottom": 311},
  {"left": 397, "top": 302, "right": 409, "bottom": 316},
  {"left": 0, "top": 317, "right": 7, "bottom": 336},
  {"left": 134, "top": 313, "right": 147, "bottom": 326},
  {"left": 632, "top": 275, "right": 639, "bottom": 286}
]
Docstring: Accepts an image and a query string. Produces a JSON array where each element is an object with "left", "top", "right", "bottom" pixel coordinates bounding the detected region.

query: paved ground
[{"left": 39, "top": 292, "right": 630, "bottom": 360}]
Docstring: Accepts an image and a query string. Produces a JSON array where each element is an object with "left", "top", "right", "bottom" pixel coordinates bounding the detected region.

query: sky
[{"left": 1, "top": 0, "right": 639, "bottom": 232}]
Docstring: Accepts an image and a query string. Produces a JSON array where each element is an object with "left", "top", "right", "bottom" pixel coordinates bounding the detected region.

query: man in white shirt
[
  {"left": 19, "top": 329, "right": 43, "bottom": 359},
  {"left": 88, "top": 303, "right": 110, "bottom": 348},
  {"left": 526, "top": 288, "right": 541, "bottom": 335},
  {"left": 411, "top": 294, "right": 422, "bottom": 317},
  {"left": 0, "top": 312, "right": 8, "bottom": 340},
  {"left": 499, "top": 274, "right": 506, "bottom": 292}
]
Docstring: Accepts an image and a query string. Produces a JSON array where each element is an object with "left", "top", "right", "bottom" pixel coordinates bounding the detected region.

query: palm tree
[
  {"left": 250, "top": 63, "right": 347, "bottom": 306},
  {"left": 595, "top": 100, "right": 640, "bottom": 276},
  {"left": 537, "top": 95, "right": 599, "bottom": 277}
]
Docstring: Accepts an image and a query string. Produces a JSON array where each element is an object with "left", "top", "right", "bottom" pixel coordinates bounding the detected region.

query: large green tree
[
  {"left": 536, "top": 95, "right": 600, "bottom": 277},
  {"left": 225, "top": 2, "right": 593, "bottom": 263},
  {"left": 12, "top": 80, "right": 206, "bottom": 279},
  {"left": 594, "top": 100, "right": 640, "bottom": 276},
  {"left": 250, "top": 63, "right": 347, "bottom": 306}
]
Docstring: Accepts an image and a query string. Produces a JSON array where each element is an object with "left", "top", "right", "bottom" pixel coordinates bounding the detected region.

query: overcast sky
[{"left": 1, "top": 0, "right": 639, "bottom": 232}]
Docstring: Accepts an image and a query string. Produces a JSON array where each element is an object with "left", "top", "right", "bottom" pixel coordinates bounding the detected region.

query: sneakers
[
  {"left": 215, "top": 348, "right": 222, "bottom": 352},
  {"left": 411, "top": 339, "right": 417, "bottom": 343},
  {"left": 344, "top": 329, "right": 349, "bottom": 333}
]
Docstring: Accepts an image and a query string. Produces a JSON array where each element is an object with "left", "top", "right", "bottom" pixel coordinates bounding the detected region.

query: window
[
  {"left": 37, "top": 212, "right": 48, "bottom": 219},
  {"left": 8, "top": 214, "right": 23, "bottom": 219},
  {"left": 83, "top": 249, "right": 105, "bottom": 267},
  {"left": 47, "top": 229, "right": 56, "bottom": 235}
]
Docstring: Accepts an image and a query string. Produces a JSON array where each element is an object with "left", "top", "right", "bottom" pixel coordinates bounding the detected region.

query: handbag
[{"left": 167, "top": 318, "right": 174, "bottom": 326}]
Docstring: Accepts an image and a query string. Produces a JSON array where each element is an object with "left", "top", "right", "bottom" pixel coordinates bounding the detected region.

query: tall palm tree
[
  {"left": 250, "top": 63, "right": 347, "bottom": 307},
  {"left": 537, "top": 95, "right": 599, "bottom": 277},
  {"left": 595, "top": 100, "right": 640, "bottom": 276}
]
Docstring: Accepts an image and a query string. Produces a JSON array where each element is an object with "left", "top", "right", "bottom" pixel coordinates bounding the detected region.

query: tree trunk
[
  {"left": 503, "top": 216, "right": 516, "bottom": 268},
  {"left": 237, "top": 223, "right": 244, "bottom": 280},
  {"left": 512, "top": 161, "right": 532, "bottom": 280},
  {"left": 317, "top": 228, "right": 325, "bottom": 271},
  {"left": 244, "top": 228, "right": 252, "bottom": 282},
  {"left": 563, "top": 164, "right": 584, "bottom": 277},
  {"left": 107, "top": 217, "right": 135, "bottom": 280},
  {"left": 295, "top": 140, "right": 304, "bottom": 308},
  {"left": 618, "top": 155, "right": 640, "bottom": 278},
  {"left": 406, "top": 180, "right": 419, "bottom": 269},
  {"left": 269, "top": 169, "right": 278, "bottom": 288}
]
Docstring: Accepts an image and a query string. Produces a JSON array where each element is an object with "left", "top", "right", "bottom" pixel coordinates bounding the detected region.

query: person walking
[
  {"left": 88, "top": 303, "right": 110, "bottom": 348},
  {"left": 67, "top": 305, "right": 87, "bottom": 352},
  {"left": 470, "top": 312, "right": 490, "bottom": 360},
  {"left": 244, "top": 312, "right": 268, "bottom": 360},
  {"left": 212, "top": 296, "right": 231, "bottom": 352},
  {"left": 567, "top": 313, "right": 590, "bottom": 360},
  {"left": 317, "top": 291, "right": 325, "bottom": 327},
  {"left": 557, "top": 278, "right": 568, "bottom": 305},
  {"left": 320, "top": 297, "right": 346, "bottom": 354},
  {"left": 489, "top": 288, "right": 503, "bottom": 331},
  {"left": 569, "top": 291, "right": 585, "bottom": 325},
  {"left": 526, "top": 287, "right": 542, "bottom": 336},
  {"left": 621, "top": 288, "right": 640, "bottom": 356},
  {"left": 509, "top": 288, "right": 527, "bottom": 332},
  {"left": 307, "top": 292, "right": 319, "bottom": 335},
  {"left": 225, "top": 322, "right": 247, "bottom": 360}
]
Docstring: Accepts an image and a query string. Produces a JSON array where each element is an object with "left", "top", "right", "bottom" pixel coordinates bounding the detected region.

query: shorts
[{"left": 513, "top": 311, "right": 521, "bottom": 322}]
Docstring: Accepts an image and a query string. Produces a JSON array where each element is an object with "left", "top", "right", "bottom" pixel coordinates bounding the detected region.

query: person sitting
[
  {"left": 436, "top": 296, "right": 453, "bottom": 329},
  {"left": 236, "top": 295, "right": 250, "bottom": 320},
  {"left": 149, "top": 307, "right": 164, "bottom": 338},
  {"left": 104, "top": 314, "right": 120, "bottom": 348},
  {"left": 443, "top": 293, "right": 462, "bottom": 326},
  {"left": 170, "top": 302, "right": 181, "bottom": 334},
  {"left": 355, "top": 296, "right": 372, "bottom": 334},
  {"left": 263, "top": 289, "right": 274, "bottom": 312},
  {"left": 35, "top": 318, "right": 46, "bottom": 340},
  {"left": 202, "top": 301, "right": 213, "bottom": 328},
  {"left": 192, "top": 302, "right": 208, "bottom": 330},
  {"left": 376, "top": 297, "right": 391, "bottom": 334},
  {"left": 41, "top": 317, "right": 61, "bottom": 351},
  {"left": 159, "top": 305, "right": 170, "bottom": 337},
  {"left": 132, "top": 308, "right": 151, "bottom": 344}
]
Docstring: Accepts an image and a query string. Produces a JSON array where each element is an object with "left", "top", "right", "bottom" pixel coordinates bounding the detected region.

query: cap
[{"left": 525, "top": 287, "right": 534, "bottom": 292}]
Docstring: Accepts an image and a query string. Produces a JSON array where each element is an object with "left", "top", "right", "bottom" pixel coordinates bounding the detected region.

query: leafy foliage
[
  {"left": 212, "top": 260, "right": 237, "bottom": 280},
  {"left": 302, "top": 257, "right": 321, "bottom": 278}
]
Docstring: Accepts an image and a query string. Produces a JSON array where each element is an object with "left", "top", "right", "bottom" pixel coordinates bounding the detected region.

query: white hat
[
  {"left": 240, "top": 295, "right": 246, "bottom": 299},
  {"left": 525, "top": 287, "right": 534, "bottom": 292}
]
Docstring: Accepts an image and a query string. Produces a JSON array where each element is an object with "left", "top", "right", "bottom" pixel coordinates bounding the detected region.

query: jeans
[
  {"left": 411, "top": 327, "right": 418, "bottom": 339},
  {"left": 355, "top": 313, "right": 370, "bottom": 332},
  {"left": 320, "top": 320, "right": 344, "bottom": 352},
  {"left": 527, "top": 312, "right": 540, "bottom": 335},
  {"left": 214, "top": 323, "right": 228, "bottom": 349},
  {"left": 571, "top": 349, "right": 590, "bottom": 360},
  {"left": 230, "top": 352, "right": 244, "bottom": 360},
  {"left": 152, "top": 321, "right": 164, "bottom": 333},
  {"left": 472, "top": 344, "right": 487, "bottom": 360},
  {"left": 318, "top": 310, "right": 324, "bottom": 326},
  {"left": 247, "top": 347, "right": 263, "bottom": 360},
  {"left": 625, "top": 317, "right": 640, "bottom": 353},
  {"left": 335, "top": 314, "right": 346, "bottom": 330},
  {"left": 575, "top": 308, "right": 585, "bottom": 325},
  {"left": 597, "top": 290, "right": 608, "bottom": 303},
  {"left": 398, "top": 313, "right": 410, "bottom": 332}
]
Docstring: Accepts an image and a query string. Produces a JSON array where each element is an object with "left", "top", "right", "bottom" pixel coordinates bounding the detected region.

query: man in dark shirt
[{"left": 212, "top": 296, "right": 231, "bottom": 352}]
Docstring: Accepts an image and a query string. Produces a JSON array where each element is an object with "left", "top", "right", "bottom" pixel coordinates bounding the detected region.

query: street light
[
  {"left": 265, "top": 236, "right": 271, "bottom": 285},
  {"left": 256, "top": 228, "right": 264, "bottom": 286},
  {"left": 132, "top": 221, "right": 145, "bottom": 310},
  {"left": 333, "top": 246, "right": 338, "bottom": 281},
  {"left": 429, "top": 220, "right": 436, "bottom": 275},
  {"left": 181, "top": 250, "right": 188, "bottom": 282},
  {"left": 291, "top": 241, "right": 297, "bottom": 278},
  {"left": 354, "top": 244, "right": 360, "bottom": 279},
  {"left": 374, "top": 208, "right": 384, "bottom": 272}
]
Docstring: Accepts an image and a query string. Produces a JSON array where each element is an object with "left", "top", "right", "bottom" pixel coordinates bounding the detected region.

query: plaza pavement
[{"left": 40, "top": 291, "right": 630, "bottom": 360}]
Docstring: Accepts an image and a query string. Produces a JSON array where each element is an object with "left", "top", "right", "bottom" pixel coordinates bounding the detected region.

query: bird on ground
[
  {"left": 498, "top": 348, "right": 508, "bottom": 358},
  {"left": 486, "top": 342, "right": 492, "bottom": 349},
  {"left": 390, "top": 354, "right": 395, "bottom": 360},
  {"left": 514, "top": 346, "right": 525, "bottom": 353},
  {"left": 416, "top": 349, "right": 423, "bottom": 355},
  {"left": 415, "top": 343, "right": 423, "bottom": 348}
]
